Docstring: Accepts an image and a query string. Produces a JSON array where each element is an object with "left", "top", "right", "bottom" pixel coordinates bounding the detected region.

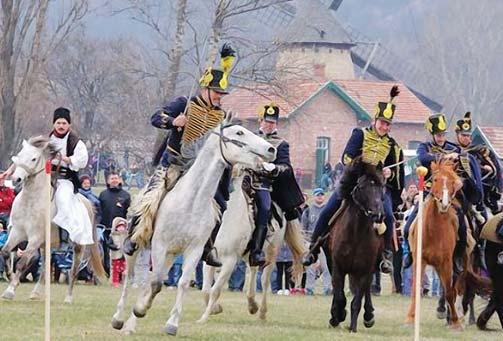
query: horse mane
[
  {"left": 431, "top": 159, "right": 460, "bottom": 181},
  {"left": 338, "top": 157, "right": 383, "bottom": 199},
  {"left": 28, "top": 135, "right": 59, "bottom": 156}
]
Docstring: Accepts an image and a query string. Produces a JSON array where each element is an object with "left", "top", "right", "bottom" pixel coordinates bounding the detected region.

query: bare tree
[{"left": 0, "top": 0, "right": 88, "bottom": 167}]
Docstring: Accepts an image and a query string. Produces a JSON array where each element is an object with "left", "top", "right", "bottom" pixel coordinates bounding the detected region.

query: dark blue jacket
[
  {"left": 342, "top": 127, "right": 405, "bottom": 209},
  {"left": 417, "top": 140, "right": 483, "bottom": 204},
  {"left": 254, "top": 131, "right": 304, "bottom": 212},
  {"left": 151, "top": 96, "right": 188, "bottom": 166}
]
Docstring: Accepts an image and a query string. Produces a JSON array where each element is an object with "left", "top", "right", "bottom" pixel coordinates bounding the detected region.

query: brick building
[
  {"left": 224, "top": 80, "right": 430, "bottom": 188},
  {"left": 223, "top": 1, "right": 434, "bottom": 188}
]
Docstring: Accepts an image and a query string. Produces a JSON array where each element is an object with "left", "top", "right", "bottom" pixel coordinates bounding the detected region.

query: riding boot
[
  {"left": 453, "top": 240, "right": 466, "bottom": 275},
  {"left": 249, "top": 224, "right": 268, "bottom": 267},
  {"left": 379, "top": 248, "right": 394, "bottom": 274},
  {"left": 202, "top": 222, "right": 222, "bottom": 267},
  {"left": 302, "top": 236, "right": 322, "bottom": 267},
  {"left": 402, "top": 239, "right": 413, "bottom": 269},
  {"left": 453, "top": 207, "right": 467, "bottom": 275},
  {"left": 123, "top": 216, "right": 139, "bottom": 256},
  {"left": 475, "top": 241, "right": 488, "bottom": 271}
]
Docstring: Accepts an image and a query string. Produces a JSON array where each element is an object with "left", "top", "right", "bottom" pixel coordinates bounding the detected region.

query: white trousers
[{"left": 53, "top": 179, "right": 94, "bottom": 245}]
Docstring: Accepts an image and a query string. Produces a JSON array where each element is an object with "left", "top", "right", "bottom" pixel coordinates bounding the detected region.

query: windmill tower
[{"left": 275, "top": 0, "right": 356, "bottom": 80}]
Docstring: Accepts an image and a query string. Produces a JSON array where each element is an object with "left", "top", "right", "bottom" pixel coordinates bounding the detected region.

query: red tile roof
[
  {"left": 223, "top": 79, "right": 431, "bottom": 123},
  {"left": 223, "top": 81, "right": 323, "bottom": 121},
  {"left": 477, "top": 126, "right": 503, "bottom": 158},
  {"left": 335, "top": 80, "right": 431, "bottom": 124}
]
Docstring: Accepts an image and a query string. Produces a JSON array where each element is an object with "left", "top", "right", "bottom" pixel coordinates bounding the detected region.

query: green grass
[{"left": 0, "top": 282, "right": 500, "bottom": 340}]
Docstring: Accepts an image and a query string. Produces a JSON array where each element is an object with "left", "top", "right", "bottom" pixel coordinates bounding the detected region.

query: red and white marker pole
[
  {"left": 414, "top": 166, "right": 428, "bottom": 341},
  {"left": 44, "top": 160, "right": 52, "bottom": 341}
]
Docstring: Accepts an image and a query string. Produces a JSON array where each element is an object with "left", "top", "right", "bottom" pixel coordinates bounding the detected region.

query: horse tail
[
  {"left": 89, "top": 234, "right": 107, "bottom": 284},
  {"left": 284, "top": 218, "right": 308, "bottom": 278},
  {"left": 81, "top": 195, "right": 107, "bottom": 283},
  {"left": 457, "top": 253, "right": 492, "bottom": 296},
  {"left": 131, "top": 167, "right": 172, "bottom": 248}
]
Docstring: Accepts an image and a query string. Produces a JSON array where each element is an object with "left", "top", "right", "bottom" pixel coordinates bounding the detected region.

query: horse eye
[
  {"left": 31, "top": 157, "right": 37, "bottom": 162},
  {"left": 236, "top": 130, "right": 244, "bottom": 136}
]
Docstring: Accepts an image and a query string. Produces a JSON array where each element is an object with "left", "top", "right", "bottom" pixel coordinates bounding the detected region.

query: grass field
[{"left": 0, "top": 281, "right": 501, "bottom": 340}]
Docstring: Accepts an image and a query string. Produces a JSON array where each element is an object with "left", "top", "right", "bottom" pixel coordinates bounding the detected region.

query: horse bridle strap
[
  {"left": 14, "top": 159, "right": 45, "bottom": 178},
  {"left": 212, "top": 124, "right": 248, "bottom": 167},
  {"left": 351, "top": 180, "right": 378, "bottom": 217}
]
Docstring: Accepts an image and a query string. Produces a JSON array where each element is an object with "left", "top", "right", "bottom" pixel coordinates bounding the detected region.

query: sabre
[{"left": 176, "top": 38, "right": 211, "bottom": 132}]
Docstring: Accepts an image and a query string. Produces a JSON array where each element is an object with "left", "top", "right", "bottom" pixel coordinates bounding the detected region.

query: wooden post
[
  {"left": 414, "top": 166, "right": 428, "bottom": 341},
  {"left": 44, "top": 160, "right": 52, "bottom": 341}
]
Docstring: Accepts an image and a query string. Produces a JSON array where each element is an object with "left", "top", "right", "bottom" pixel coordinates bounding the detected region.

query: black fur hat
[{"left": 53, "top": 107, "right": 71, "bottom": 124}]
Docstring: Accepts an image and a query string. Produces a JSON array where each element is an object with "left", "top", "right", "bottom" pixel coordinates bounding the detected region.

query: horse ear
[
  {"left": 22, "top": 140, "right": 28, "bottom": 148},
  {"left": 376, "top": 161, "right": 383, "bottom": 172},
  {"left": 223, "top": 110, "right": 233, "bottom": 125}
]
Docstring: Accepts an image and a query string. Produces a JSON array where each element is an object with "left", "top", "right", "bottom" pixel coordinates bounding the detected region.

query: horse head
[
  {"left": 11, "top": 136, "right": 58, "bottom": 186},
  {"left": 430, "top": 159, "right": 462, "bottom": 213},
  {"left": 340, "top": 157, "right": 385, "bottom": 223},
  {"left": 217, "top": 124, "right": 276, "bottom": 170}
]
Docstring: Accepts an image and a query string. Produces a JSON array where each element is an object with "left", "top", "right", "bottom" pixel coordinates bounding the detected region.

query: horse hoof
[
  {"left": 133, "top": 307, "right": 146, "bottom": 318},
  {"left": 259, "top": 311, "right": 267, "bottom": 320},
  {"left": 111, "top": 318, "right": 124, "bottom": 330},
  {"left": 63, "top": 296, "right": 72, "bottom": 304},
  {"left": 164, "top": 323, "right": 178, "bottom": 336},
  {"left": 211, "top": 304, "right": 223, "bottom": 315},
  {"left": 346, "top": 326, "right": 357, "bottom": 333},
  {"left": 1, "top": 289, "right": 15, "bottom": 300},
  {"left": 364, "top": 317, "right": 375, "bottom": 328},
  {"left": 29, "top": 292, "right": 41, "bottom": 301},
  {"left": 196, "top": 317, "right": 208, "bottom": 324},
  {"left": 329, "top": 318, "right": 340, "bottom": 328},
  {"left": 248, "top": 300, "right": 259, "bottom": 315},
  {"left": 339, "top": 309, "right": 347, "bottom": 322},
  {"left": 437, "top": 309, "right": 447, "bottom": 320},
  {"left": 449, "top": 323, "right": 464, "bottom": 331},
  {"left": 122, "top": 329, "right": 134, "bottom": 336}
]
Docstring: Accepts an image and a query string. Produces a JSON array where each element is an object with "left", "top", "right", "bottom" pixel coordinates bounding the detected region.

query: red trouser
[{"left": 111, "top": 258, "right": 126, "bottom": 286}]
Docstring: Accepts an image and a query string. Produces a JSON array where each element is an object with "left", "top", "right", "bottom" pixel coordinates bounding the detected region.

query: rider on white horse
[
  {"left": 1, "top": 108, "right": 93, "bottom": 245},
  {"left": 123, "top": 44, "right": 237, "bottom": 267},
  {"left": 248, "top": 104, "right": 305, "bottom": 266}
]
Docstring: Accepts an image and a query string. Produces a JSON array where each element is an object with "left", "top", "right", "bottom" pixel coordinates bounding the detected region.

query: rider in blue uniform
[
  {"left": 303, "top": 86, "right": 404, "bottom": 274},
  {"left": 248, "top": 104, "right": 305, "bottom": 266},
  {"left": 402, "top": 113, "right": 484, "bottom": 274},
  {"left": 123, "top": 45, "right": 236, "bottom": 267}
]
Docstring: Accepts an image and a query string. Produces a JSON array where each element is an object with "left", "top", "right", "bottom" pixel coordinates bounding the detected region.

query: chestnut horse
[
  {"left": 406, "top": 159, "right": 488, "bottom": 329},
  {"left": 326, "top": 158, "right": 385, "bottom": 332}
]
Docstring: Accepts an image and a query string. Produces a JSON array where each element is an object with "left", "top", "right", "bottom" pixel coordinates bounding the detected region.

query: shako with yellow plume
[
  {"left": 455, "top": 112, "right": 472, "bottom": 134},
  {"left": 425, "top": 113, "right": 448, "bottom": 134},
  {"left": 375, "top": 85, "right": 400, "bottom": 123},
  {"left": 182, "top": 43, "right": 236, "bottom": 144}
]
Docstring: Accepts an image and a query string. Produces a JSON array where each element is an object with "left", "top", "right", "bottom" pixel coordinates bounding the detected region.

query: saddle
[{"left": 242, "top": 175, "right": 283, "bottom": 230}]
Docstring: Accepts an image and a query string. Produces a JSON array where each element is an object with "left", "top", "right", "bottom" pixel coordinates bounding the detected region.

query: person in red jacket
[{"left": 0, "top": 177, "right": 15, "bottom": 218}]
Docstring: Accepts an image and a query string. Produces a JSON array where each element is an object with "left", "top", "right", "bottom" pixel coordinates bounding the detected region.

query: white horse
[
  {"left": 0, "top": 136, "right": 106, "bottom": 303},
  {"left": 111, "top": 123, "right": 276, "bottom": 336},
  {"left": 198, "top": 170, "right": 306, "bottom": 323}
]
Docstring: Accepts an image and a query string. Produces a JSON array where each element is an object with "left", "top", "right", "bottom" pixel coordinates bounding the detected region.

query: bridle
[
  {"left": 212, "top": 124, "right": 263, "bottom": 167},
  {"left": 430, "top": 174, "right": 457, "bottom": 213},
  {"left": 350, "top": 176, "right": 382, "bottom": 217},
  {"left": 13, "top": 156, "right": 46, "bottom": 179}
]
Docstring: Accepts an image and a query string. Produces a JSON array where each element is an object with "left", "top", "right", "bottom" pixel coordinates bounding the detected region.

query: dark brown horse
[{"left": 325, "top": 158, "right": 385, "bottom": 332}]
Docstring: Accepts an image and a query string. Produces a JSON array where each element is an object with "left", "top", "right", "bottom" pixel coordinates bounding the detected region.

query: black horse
[
  {"left": 324, "top": 158, "right": 385, "bottom": 332},
  {"left": 477, "top": 240, "right": 503, "bottom": 329}
]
